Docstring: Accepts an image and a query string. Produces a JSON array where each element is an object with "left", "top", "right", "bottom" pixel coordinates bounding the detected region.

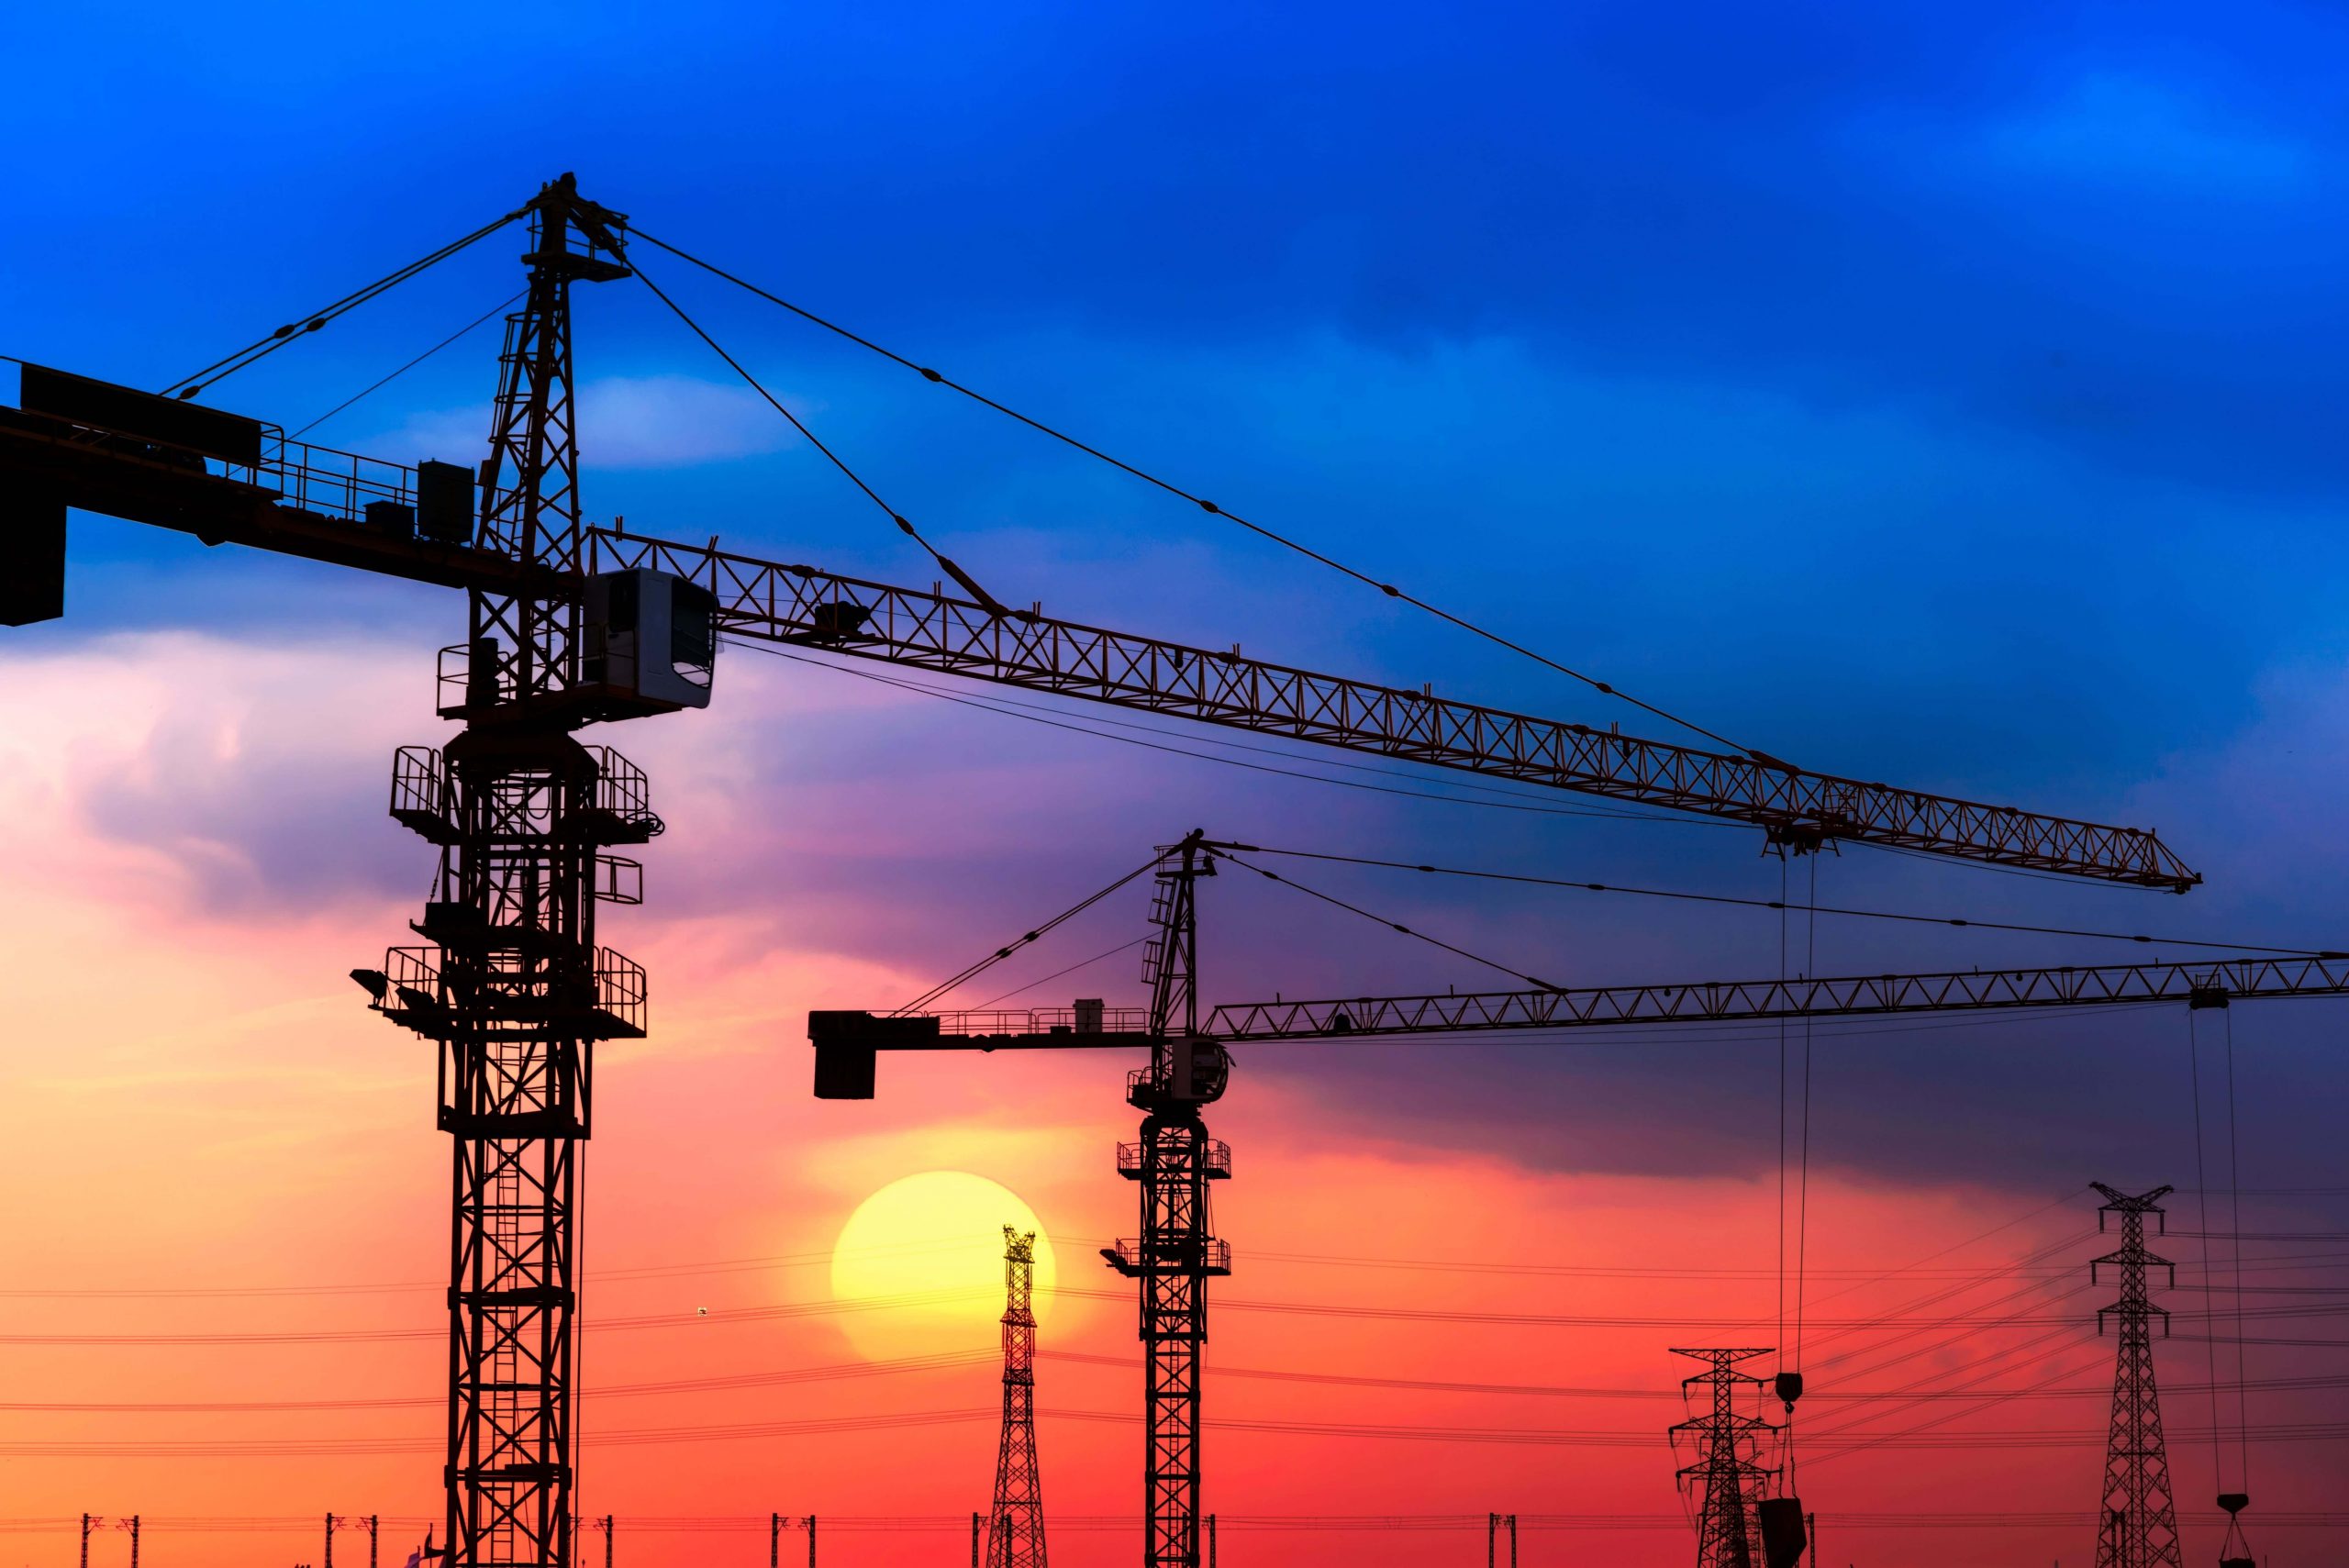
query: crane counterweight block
[
  {"left": 809, "top": 1009, "right": 938, "bottom": 1098},
  {"left": 1, "top": 483, "right": 66, "bottom": 625}
]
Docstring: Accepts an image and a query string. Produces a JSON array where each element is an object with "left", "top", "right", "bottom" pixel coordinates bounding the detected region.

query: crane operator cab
[
  {"left": 583, "top": 568, "right": 718, "bottom": 714},
  {"left": 1133, "top": 1036, "right": 1230, "bottom": 1110}
]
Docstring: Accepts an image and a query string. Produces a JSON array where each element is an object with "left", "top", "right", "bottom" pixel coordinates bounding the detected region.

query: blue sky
[{"left": 8, "top": 0, "right": 2348, "bottom": 1192}]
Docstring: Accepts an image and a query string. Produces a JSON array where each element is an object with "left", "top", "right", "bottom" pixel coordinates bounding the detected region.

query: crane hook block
[{"left": 1756, "top": 1499, "right": 1807, "bottom": 1568}]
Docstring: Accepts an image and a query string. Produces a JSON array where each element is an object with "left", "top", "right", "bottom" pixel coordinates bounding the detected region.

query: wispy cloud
[
  {"left": 368, "top": 374, "right": 812, "bottom": 470},
  {"left": 1980, "top": 72, "right": 2308, "bottom": 194}
]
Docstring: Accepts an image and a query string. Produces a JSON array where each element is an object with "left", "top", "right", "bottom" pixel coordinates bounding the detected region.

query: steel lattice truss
[
  {"left": 1201, "top": 956, "right": 2349, "bottom": 1040},
  {"left": 1097, "top": 841, "right": 1233, "bottom": 1568},
  {"left": 885, "top": 955, "right": 2349, "bottom": 1051},
  {"left": 988, "top": 1227, "right": 1050, "bottom": 1568},
  {"left": 373, "top": 178, "right": 646, "bottom": 1568},
  {"left": 585, "top": 532, "right": 2199, "bottom": 891},
  {"left": 2091, "top": 1184, "right": 2182, "bottom": 1568},
  {"left": 1672, "top": 1350, "right": 1776, "bottom": 1568}
]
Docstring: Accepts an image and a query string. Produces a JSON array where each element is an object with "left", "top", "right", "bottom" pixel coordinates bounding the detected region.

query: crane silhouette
[{"left": 2, "top": 175, "right": 2210, "bottom": 1568}]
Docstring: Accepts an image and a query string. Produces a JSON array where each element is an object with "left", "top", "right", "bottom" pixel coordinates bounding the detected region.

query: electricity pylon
[
  {"left": 988, "top": 1226, "right": 1049, "bottom": 1568},
  {"left": 2091, "top": 1182, "right": 2181, "bottom": 1568},
  {"left": 1672, "top": 1348, "right": 1776, "bottom": 1568}
]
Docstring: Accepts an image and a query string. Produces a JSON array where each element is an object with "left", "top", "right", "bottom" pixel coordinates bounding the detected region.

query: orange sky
[{"left": 1, "top": 630, "right": 2336, "bottom": 1568}]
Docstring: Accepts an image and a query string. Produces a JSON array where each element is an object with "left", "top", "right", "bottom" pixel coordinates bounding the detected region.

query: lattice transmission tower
[
  {"left": 2091, "top": 1182, "right": 2182, "bottom": 1568},
  {"left": 988, "top": 1225, "right": 1049, "bottom": 1568},
  {"left": 1672, "top": 1347, "right": 1777, "bottom": 1568}
]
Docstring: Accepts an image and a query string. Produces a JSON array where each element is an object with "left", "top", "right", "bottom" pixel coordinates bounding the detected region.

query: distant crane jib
[{"left": 586, "top": 530, "right": 2198, "bottom": 892}]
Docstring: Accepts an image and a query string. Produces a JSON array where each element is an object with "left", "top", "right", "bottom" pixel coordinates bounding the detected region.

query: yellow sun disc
[{"left": 829, "top": 1171, "right": 1057, "bottom": 1361}]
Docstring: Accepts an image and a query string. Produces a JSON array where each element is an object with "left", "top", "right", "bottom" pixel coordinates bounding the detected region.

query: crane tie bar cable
[
  {"left": 1197, "top": 841, "right": 2338, "bottom": 957},
  {"left": 625, "top": 225, "right": 1789, "bottom": 769},
  {"left": 630, "top": 255, "right": 1007, "bottom": 613},
  {"left": 1201, "top": 846, "right": 1564, "bottom": 992},
  {"left": 161, "top": 207, "right": 526, "bottom": 400},
  {"left": 894, "top": 855, "right": 1163, "bottom": 1016},
  {"left": 289, "top": 291, "right": 526, "bottom": 439}
]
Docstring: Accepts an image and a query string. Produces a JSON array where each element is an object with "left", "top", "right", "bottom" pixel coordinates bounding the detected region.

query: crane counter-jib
[
  {"left": 0, "top": 367, "right": 2198, "bottom": 890},
  {"left": 588, "top": 527, "right": 2201, "bottom": 893}
]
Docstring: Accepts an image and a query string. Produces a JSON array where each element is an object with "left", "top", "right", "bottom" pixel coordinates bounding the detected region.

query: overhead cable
[
  {"left": 632, "top": 257, "right": 1006, "bottom": 610},
  {"left": 288, "top": 291, "right": 525, "bottom": 438},
  {"left": 725, "top": 639, "right": 1736, "bottom": 828},
  {"left": 1204, "top": 841, "right": 2338, "bottom": 956},
  {"left": 161, "top": 209, "right": 524, "bottom": 399},
  {"left": 628, "top": 225, "right": 1789, "bottom": 767},
  {"left": 895, "top": 855, "right": 1162, "bottom": 1015}
]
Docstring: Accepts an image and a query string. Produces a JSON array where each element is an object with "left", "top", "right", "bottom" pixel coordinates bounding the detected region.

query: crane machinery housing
[{"left": 0, "top": 173, "right": 2220, "bottom": 1568}]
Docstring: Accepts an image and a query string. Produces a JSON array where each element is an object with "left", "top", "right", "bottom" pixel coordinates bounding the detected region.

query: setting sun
[{"left": 829, "top": 1170, "right": 1060, "bottom": 1360}]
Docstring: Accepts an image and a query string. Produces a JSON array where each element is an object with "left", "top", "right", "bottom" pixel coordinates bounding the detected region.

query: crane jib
[
  {"left": 0, "top": 368, "right": 2198, "bottom": 891},
  {"left": 807, "top": 952, "right": 2349, "bottom": 1091},
  {"left": 588, "top": 528, "right": 2199, "bottom": 892}
]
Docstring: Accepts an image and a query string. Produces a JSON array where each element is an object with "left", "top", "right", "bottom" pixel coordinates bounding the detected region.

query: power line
[{"left": 1206, "top": 840, "right": 2338, "bottom": 957}]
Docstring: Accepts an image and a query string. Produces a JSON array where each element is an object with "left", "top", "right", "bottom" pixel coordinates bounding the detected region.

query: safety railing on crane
[
  {"left": 577, "top": 746, "right": 664, "bottom": 842},
  {"left": 0, "top": 399, "right": 420, "bottom": 523},
  {"left": 366, "top": 944, "right": 648, "bottom": 1040},
  {"left": 927, "top": 1005, "right": 1156, "bottom": 1040},
  {"left": 593, "top": 855, "right": 644, "bottom": 905},
  {"left": 389, "top": 745, "right": 457, "bottom": 842},
  {"left": 1116, "top": 1140, "right": 1232, "bottom": 1179},
  {"left": 1101, "top": 1238, "right": 1232, "bottom": 1275}
]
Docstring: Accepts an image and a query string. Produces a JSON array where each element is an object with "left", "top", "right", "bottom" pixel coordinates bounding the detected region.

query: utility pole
[
  {"left": 2090, "top": 1183, "right": 2181, "bottom": 1568},
  {"left": 1205, "top": 1514, "right": 1215, "bottom": 1568},
  {"left": 987, "top": 1226, "right": 1049, "bottom": 1568},
  {"left": 328, "top": 1512, "right": 340, "bottom": 1568},
  {"left": 1672, "top": 1349, "right": 1777, "bottom": 1568},
  {"left": 365, "top": 1514, "right": 379, "bottom": 1568},
  {"left": 1101, "top": 832, "right": 1231, "bottom": 1568},
  {"left": 595, "top": 1514, "right": 612, "bottom": 1568},
  {"left": 1486, "top": 1511, "right": 1518, "bottom": 1564},
  {"left": 804, "top": 1514, "right": 817, "bottom": 1568},
  {"left": 79, "top": 1514, "right": 97, "bottom": 1568},
  {"left": 125, "top": 1516, "right": 139, "bottom": 1568},
  {"left": 971, "top": 1513, "right": 982, "bottom": 1568},
  {"left": 772, "top": 1513, "right": 782, "bottom": 1568}
]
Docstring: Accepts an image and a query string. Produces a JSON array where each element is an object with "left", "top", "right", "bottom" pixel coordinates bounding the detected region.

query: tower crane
[
  {"left": 2, "top": 175, "right": 2207, "bottom": 1568},
  {"left": 808, "top": 835, "right": 2347, "bottom": 1568}
]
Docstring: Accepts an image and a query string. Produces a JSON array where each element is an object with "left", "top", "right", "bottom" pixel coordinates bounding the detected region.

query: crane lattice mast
[
  {"left": 391, "top": 174, "right": 651, "bottom": 1568},
  {"left": 1101, "top": 833, "right": 1232, "bottom": 1568}
]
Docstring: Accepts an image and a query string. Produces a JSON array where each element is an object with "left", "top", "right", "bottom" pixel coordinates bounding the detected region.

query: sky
[{"left": 4, "top": 1, "right": 2348, "bottom": 1562}]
